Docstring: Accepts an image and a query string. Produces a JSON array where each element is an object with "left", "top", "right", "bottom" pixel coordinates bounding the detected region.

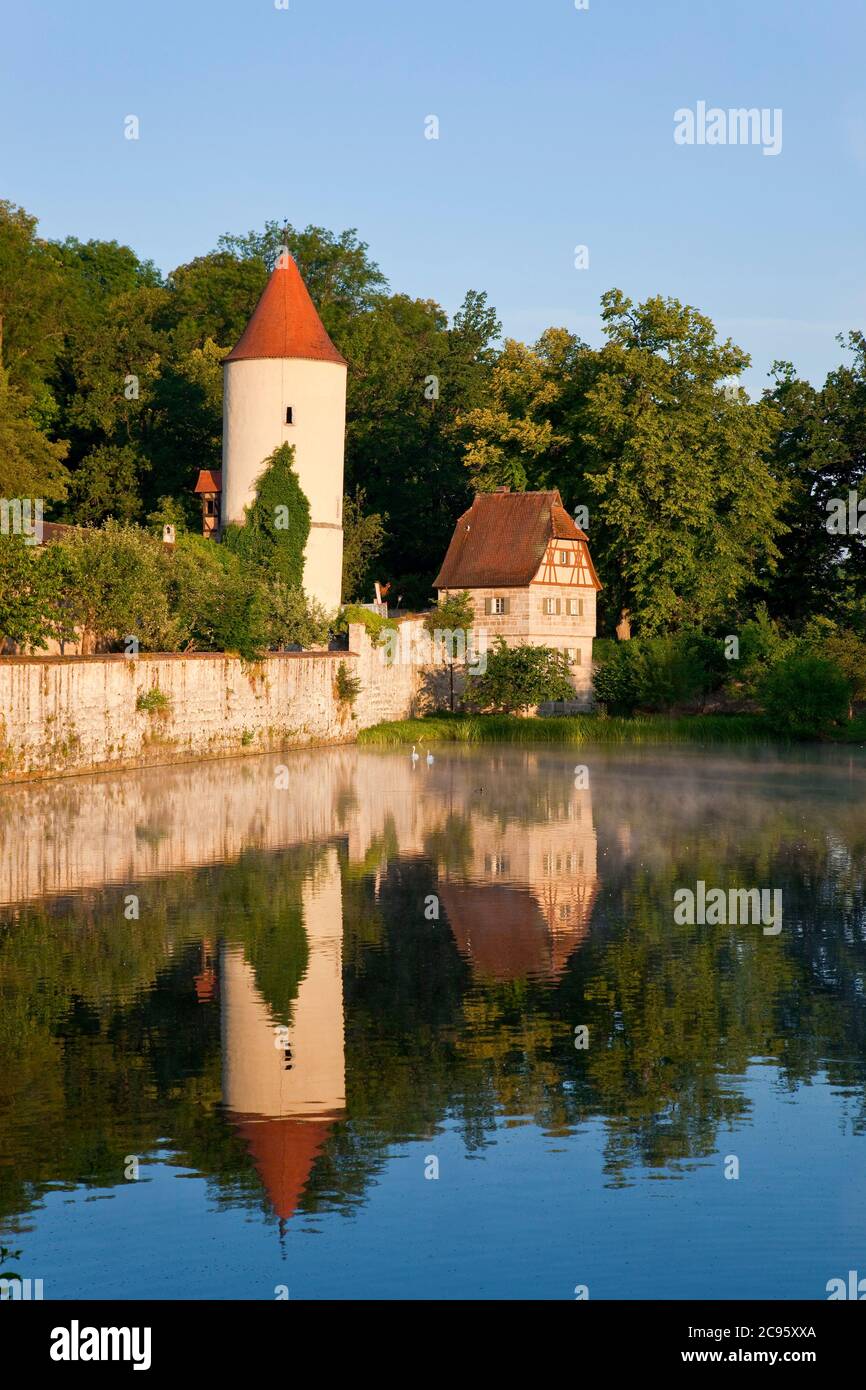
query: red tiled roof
[
  {"left": 552, "top": 504, "right": 584, "bottom": 539},
  {"left": 224, "top": 257, "right": 346, "bottom": 367},
  {"left": 433, "top": 490, "right": 599, "bottom": 589},
  {"left": 194, "top": 469, "right": 222, "bottom": 494},
  {"left": 439, "top": 882, "right": 591, "bottom": 982}
]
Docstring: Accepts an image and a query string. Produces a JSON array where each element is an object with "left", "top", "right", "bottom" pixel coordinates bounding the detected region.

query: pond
[{"left": 1, "top": 742, "right": 864, "bottom": 1300}]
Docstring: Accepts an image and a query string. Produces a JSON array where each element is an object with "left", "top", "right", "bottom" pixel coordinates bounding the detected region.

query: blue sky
[{"left": 2, "top": 0, "right": 864, "bottom": 393}]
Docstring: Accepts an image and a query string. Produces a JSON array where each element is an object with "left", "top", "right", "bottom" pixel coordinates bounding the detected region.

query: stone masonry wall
[{"left": 0, "top": 617, "right": 428, "bottom": 783}]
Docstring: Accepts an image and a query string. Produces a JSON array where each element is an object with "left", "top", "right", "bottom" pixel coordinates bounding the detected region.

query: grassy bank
[{"left": 358, "top": 713, "right": 779, "bottom": 747}]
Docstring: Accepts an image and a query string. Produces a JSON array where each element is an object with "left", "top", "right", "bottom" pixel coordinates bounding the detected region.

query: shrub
[
  {"left": 591, "top": 641, "right": 640, "bottom": 714},
  {"left": 800, "top": 621, "right": 866, "bottom": 718},
  {"left": 136, "top": 687, "right": 170, "bottom": 715},
  {"left": 680, "top": 631, "right": 729, "bottom": 694},
  {"left": 335, "top": 660, "right": 361, "bottom": 708},
  {"left": 633, "top": 637, "right": 712, "bottom": 710},
  {"left": 338, "top": 603, "right": 398, "bottom": 644},
  {"left": 54, "top": 522, "right": 178, "bottom": 652},
  {"left": 169, "top": 536, "right": 270, "bottom": 660},
  {"left": 593, "top": 635, "right": 711, "bottom": 713},
  {"left": 730, "top": 604, "right": 788, "bottom": 694},
  {"left": 467, "top": 639, "right": 575, "bottom": 713},
  {"left": 759, "top": 653, "right": 850, "bottom": 737},
  {"left": 267, "top": 580, "right": 332, "bottom": 650}
]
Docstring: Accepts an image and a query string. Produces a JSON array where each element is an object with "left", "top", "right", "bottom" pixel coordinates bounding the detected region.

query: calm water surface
[{"left": 1, "top": 743, "right": 864, "bottom": 1299}]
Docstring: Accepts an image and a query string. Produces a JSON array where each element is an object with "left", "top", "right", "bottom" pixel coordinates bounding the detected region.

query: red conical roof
[
  {"left": 234, "top": 1115, "right": 334, "bottom": 1222},
  {"left": 224, "top": 257, "right": 346, "bottom": 366}
]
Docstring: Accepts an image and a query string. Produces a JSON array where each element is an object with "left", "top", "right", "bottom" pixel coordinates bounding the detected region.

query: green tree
[
  {"left": 759, "top": 653, "right": 850, "bottom": 738},
  {"left": 0, "top": 534, "right": 50, "bottom": 650},
  {"left": 467, "top": 639, "right": 575, "bottom": 713},
  {"left": 67, "top": 442, "right": 145, "bottom": 523},
  {"left": 216, "top": 222, "right": 386, "bottom": 340},
  {"left": 146, "top": 494, "right": 192, "bottom": 537},
  {"left": 343, "top": 290, "right": 500, "bottom": 605},
  {"left": 762, "top": 341, "right": 866, "bottom": 624},
  {"left": 458, "top": 327, "right": 592, "bottom": 495},
  {"left": 0, "top": 365, "right": 69, "bottom": 501},
  {"left": 55, "top": 522, "right": 177, "bottom": 652},
  {"left": 266, "top": 579, "right": 331, "bottom": 650},
  {"left": 581, "top": 291, "right": 785, "bottom": 633},
  {"left": 168, "top": 535, "right": 270, "bottom": 659},
  {"left": 163, "top": 252, "right": 266, "bottom": 353},
  {"left": 424, "top": 590, "right": 475, "bottom": 711},
  {"left": 0, "top": 200, "right": 67, "bottom": 402},
  {"left": 142, "top": 339, "right": 224, "bottom": 513},
  {"left": 341, "top": 488, "right": 386, "bottom": 601}
]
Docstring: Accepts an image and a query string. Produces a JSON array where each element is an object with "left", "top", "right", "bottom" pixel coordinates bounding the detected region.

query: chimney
[{"left": 494, "top": 485, "right": 510, "bottom": 493}]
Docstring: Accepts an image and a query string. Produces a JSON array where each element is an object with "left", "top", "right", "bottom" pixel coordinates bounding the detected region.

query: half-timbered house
[{"left": 433, "top": 487, "right": 601, "bottom": 704}]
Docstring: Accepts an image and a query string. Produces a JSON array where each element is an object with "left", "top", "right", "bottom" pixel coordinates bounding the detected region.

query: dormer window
[{"left": 285, "top": 406, "right": 294, "bottom": 425}]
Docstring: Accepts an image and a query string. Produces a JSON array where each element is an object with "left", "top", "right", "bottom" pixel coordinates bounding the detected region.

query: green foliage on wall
[{"left": 222, "top": 442, "right": 311, "bottom": 590}]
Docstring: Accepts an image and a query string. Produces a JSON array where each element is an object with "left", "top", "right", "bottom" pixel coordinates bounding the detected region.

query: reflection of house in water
[
  {"left": 434, "top": 781, "right": 598, "bottom": 983},
  {"left": 220, "top": 847, "right": 345, "bottom": 1222},
  {"left": 2, "top": 746, "right": 598, "bottom": 1222}
]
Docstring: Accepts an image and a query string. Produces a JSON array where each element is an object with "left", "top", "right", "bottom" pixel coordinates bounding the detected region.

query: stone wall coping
[{"left": 0, "top": 649, "right": 358, "bottom": 666}]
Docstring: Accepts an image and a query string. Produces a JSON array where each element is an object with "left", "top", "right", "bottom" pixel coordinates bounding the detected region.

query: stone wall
[
  {"left": 462, "top": 585, "right": 596, "bottom": 705},
  {"left": 0, "top": 617, "right": 428, "bottom": 783}
]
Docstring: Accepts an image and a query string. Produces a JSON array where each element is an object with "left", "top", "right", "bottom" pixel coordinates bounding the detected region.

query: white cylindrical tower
[{"left": 222, "top": 257, "right": 347, "bottom": 613}]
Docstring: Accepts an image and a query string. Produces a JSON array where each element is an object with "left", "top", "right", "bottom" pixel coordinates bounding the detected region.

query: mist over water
[{"left": 1, "top": 743, "right": 864, "bottom": 1299}]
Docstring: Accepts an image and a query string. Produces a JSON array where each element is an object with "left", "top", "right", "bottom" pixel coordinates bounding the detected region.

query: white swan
[
  {"left": 411, "top": 744, "right": 419, "bottom": 762},
  {"left": 426, "top": 751, "right": 434, "bottom": 766}
]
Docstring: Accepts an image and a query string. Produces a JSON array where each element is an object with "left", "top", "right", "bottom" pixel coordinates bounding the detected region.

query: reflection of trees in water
[
  {"left": 0, "top": 846, "right": 324, "bottom": 1228},
  {"left": 325, "top": 768, "right": 866, "bottom": 1193},
  {"left": 2, "top": 751, "right": 865, "bottom": 1227},
  {"left": 423, "top": 813, "right": 474, "bottom": 876}
]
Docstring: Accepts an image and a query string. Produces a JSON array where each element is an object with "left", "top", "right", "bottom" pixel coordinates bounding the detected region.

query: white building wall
[{"left": 222, "top": 356, "right": 347, "bottom": 613}]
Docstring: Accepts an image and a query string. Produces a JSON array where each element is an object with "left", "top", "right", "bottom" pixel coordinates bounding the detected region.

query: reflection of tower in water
[
  {"left": 437, "top": 778, "right": 598, "bottom": 983},
  {"left": 220, "top": 847, "right": 345, "bottom": 1222}
]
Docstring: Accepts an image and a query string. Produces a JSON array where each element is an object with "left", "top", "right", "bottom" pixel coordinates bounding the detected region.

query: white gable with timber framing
[{"left": 534, "top": 534, "right": 598, "bottom": 590}]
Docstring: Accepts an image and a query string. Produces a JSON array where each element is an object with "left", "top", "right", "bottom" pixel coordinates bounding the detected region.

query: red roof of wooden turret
[
  {"left": 224, "top": 258, "right": 346, "bottom": 367},
  {"left": 194, "top": 469, "right": 222, "bottom": 494}
]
